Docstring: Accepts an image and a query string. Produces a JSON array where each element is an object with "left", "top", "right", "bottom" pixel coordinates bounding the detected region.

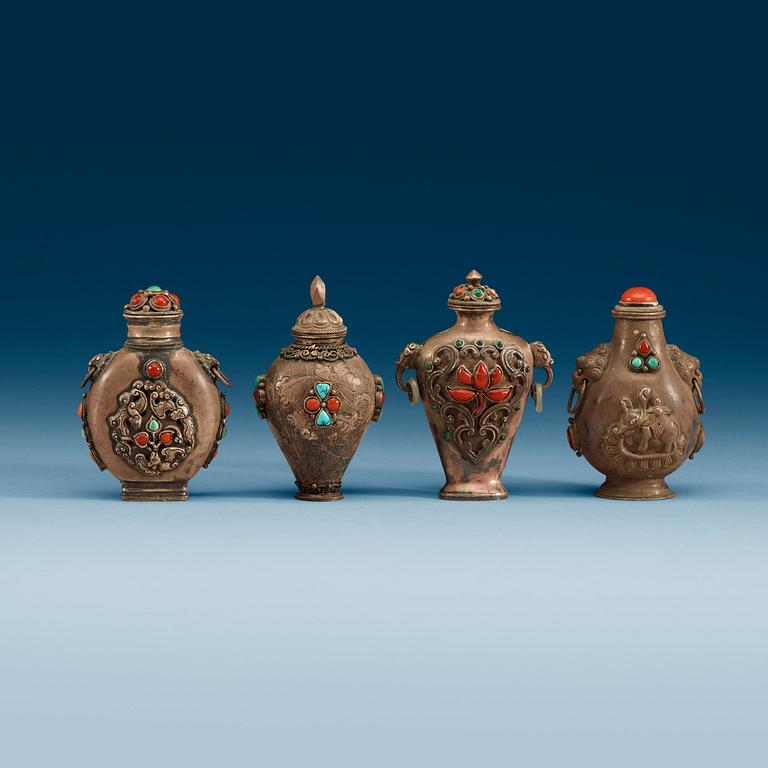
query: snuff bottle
[
  {"left": 395, "top": 270, "right": 554, "bottom": 500},
  {"left": 79, "top": 286, "right": 230, "bottom": 501},
  {"left": 254, "top": 276, "right": 384, "bottom": 501},
  {"left": 566, "top": 287, "right": 705, "bottom": 500}
]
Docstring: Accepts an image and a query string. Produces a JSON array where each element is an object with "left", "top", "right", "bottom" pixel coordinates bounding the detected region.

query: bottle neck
[
  {"left": 611, "top": 316, "right": 667, "bottom": 354},
  {"left": 127, "top": 322, "right": 181, "bottom": 339},
  {"left": 453, "top": 309, "right": 498, "bottom": 332},
  {"left": 123, "top": 321, "right": 183, "bottom": 350},
  {"left": 292, "top": 332, "right": 347, "bottom": 346}
]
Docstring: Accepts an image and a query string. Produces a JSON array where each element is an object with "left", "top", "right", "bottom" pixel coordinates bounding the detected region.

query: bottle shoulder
[{"left": 421, "top": 324, "right": 529, "bottom": 355}]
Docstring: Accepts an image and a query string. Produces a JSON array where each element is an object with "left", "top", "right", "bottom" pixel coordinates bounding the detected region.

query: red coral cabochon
[{"left": 620, "top": 286, "right": 658, "bottom": 304}]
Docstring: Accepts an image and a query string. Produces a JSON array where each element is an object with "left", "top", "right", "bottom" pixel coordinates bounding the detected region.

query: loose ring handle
[
  {"left": 395, "top": 342, "right": 422, "bottom": 406},
  {"left": 532, "top": 382, "right": 543, "bottom": 413},
  {"left": 692, "top": 377, "right": 705, "bottom": 415},
  {"left": 537, "top": 364, "right": 554, "bottom": 391},
  {"left": 567, "top": 379, "right": 587, "bottom": 415},
  {"left": 529, "top": 370, "right": 551, "bottom": 409},
  {"left": 406, "top": 377, "right": 420, "bottom": 405},
  {"left": 530, "top": 340, "right": 554, "bottom": 392}
]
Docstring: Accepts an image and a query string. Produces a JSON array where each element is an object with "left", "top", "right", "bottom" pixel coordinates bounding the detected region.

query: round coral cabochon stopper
[{"left": 620, "top": 286, "right": 658, "bottom": 304}]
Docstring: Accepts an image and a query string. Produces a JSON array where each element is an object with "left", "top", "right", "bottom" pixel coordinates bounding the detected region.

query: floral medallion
[
  {"left": 304, "top": 381, "right": 341, "bottom": 427},
  {"left": 109, "top": 380, "right": 196, "bottom": 476},
  {"left": 425, "top": 341, "right": 527, "bottom": 463}
]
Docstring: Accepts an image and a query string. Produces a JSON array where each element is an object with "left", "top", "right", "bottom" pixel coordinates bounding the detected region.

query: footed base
[
  {"left": 295, "top": 481, "right": 343, "bottom": 502},
  {"left": 121, "top": 480, "right": 189, "bottom": 502},
  {"left": 439, "top": 481, "right": 508, "bottom": 501},
  {"left": 295, "top": 491, "right": 344, "bottom": 502},
  {"left": 596, "top": 477, "right": 674, "bottom": 501}
]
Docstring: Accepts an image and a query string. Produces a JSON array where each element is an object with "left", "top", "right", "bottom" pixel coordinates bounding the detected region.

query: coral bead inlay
[
  {"left": 145, "top": 361, "right": 164, "bottom": 378},
  {"left": 447, "top": 360, "right": 512, "bottom": 416},
  {"left": 629, "top": 333, "right": 660, "bottom": 373},
  {"left": 108, "top": 380, "right": 196, "bottom": 476},
  {"left": 124, "top": 287, "right": 181, "bottom": 315},
  {"left": 304, "top": 382, "right": 339, "bottom": 427}
]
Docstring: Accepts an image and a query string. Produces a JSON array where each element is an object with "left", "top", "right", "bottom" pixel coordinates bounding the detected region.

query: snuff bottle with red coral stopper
[{"left": 566, "top": 287, "right": 704, "bottom": 499}]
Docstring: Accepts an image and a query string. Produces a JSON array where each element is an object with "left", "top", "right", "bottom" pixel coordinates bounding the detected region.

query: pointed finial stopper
[
  {"left": 310, "top": 275, "right": 326, "bottom": 307},
  {"left": 292, "top": 275, "right": 347, "bottom": 339},
  {"left": 466, "top": 269, "right": 483, "bottom": 286}
]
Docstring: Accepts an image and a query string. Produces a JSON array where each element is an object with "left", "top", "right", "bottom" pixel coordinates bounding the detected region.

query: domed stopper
[
  {"left": 620, "top": 286, "right": 658, "bottom": 305},
  {"left": 448, "top": 269, "right": 501, "bottom": 309},
  {"left": 124, "top": 285, "right": 183, "bottom": 322}
]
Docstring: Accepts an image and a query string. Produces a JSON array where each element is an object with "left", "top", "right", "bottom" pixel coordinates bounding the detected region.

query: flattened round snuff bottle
[
  {"left": 566, "top": 287, "right": 705, "bottom": 500},
  {"left": 395, "top": 270, "right": 554, "bottom": 500},
  {"left": 254, "top": 276, "right": 384, "bottom": 501},
  {"left": 79, "top": 287, "right": 231, "bottom": 501}
]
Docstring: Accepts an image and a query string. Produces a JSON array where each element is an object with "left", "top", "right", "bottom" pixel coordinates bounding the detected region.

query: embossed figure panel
[{"left": 600, "top": 387, "right": 686, "bottom": 472}]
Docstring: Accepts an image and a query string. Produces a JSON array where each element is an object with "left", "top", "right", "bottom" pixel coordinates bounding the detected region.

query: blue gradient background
[{"left": 1, "top": 8, "right": 767, "bottom": 766}]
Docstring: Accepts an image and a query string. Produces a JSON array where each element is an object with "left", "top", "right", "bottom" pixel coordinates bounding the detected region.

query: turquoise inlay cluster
[
  {"left": 452, "top": 338, "right": 507, "bottom": 350},
  {"left": 304, "top": 382, "right": 341, "bottom": 427},
  {"left": 629, "top": 334, "right": 660, "bottom": 373}
]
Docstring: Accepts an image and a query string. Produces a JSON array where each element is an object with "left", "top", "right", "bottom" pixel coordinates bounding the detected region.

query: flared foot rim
[
  {"left": 595, "top": 479, "right": 675, "bottom": 501},
  {"left": 294, "top": 492, "right": 344, "bottom": 502},
  {"left": 439, "top": 487, "right": 508, "bottom": 501}
]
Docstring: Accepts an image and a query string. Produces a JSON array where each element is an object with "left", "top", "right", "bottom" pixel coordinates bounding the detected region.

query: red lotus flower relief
[{"left": 447, "top": 361, "right": 512, "bottom": 416}]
